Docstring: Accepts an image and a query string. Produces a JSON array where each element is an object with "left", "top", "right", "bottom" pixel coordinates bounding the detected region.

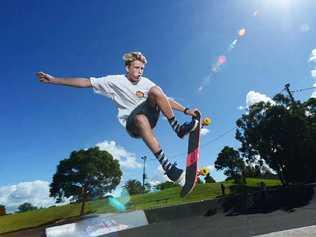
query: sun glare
[{"left": 266, "top": 0, "right": 294, "bottom": 10}]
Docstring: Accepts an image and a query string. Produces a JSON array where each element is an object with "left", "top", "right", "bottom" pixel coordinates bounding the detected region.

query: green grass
[
  {"left": 0, "top": 201, "right": 115, "bottom": 234},
  {"left": 0, "top": 178, "right": 281, "bottom": 234},
  {"left": 122, "top": 182, "right": 223, "bottom": 211},
  {"left": 225, "top": 178, "right": 282, "bottom": 187}
]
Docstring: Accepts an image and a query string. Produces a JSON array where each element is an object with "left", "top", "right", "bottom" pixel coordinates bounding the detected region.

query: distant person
[
  {"left": 36, "top": 52, "right": 198, "bottom": 185},
  {"left": 221, "top": 183, "right": 226, "bottom": 195}
]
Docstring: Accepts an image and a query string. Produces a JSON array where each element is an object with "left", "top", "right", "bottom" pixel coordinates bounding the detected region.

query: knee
[
  {"left": 134, "top": 114, "right": 149, "bottom": 129},
  {"left": 148, "top": 86, "right": 163, "bottom": 98}
]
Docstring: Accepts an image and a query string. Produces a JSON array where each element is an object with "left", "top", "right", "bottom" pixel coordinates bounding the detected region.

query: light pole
[
  {"left": 141, "top": 156, "right": 147, "bottom": 192},
  {"left": 285, "top": 83, "right": 296, "bottom": 104}
]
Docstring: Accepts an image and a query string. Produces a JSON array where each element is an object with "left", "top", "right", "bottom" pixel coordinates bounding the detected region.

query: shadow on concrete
[
  {"left": 145, "top": 183, "right": 316, "bottom": 223},
  {"left": 221, "top": 183, "right": 315, "bottom": 216}
]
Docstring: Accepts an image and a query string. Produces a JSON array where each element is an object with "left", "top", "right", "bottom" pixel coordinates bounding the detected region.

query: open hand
[{"left": 36, "top": 72, "right": 56, "bottom": 84}]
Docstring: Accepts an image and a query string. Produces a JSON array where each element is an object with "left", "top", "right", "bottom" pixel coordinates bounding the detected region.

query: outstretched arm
[
  {"left": 168, "top": 98, "right": 197, "bottom": 117},
  {"left": 36, "top": 72, "right": 92, "bottom": 88}
]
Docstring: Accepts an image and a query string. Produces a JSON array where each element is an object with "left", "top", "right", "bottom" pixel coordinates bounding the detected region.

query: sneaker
[
  {"left": 165, "top": 163, "right": 185, "bottom": 186},
  {"left": 176, "top": 118, "right": 199, "bottom": 138}
]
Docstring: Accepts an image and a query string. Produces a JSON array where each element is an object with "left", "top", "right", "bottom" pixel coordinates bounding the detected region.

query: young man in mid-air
[{"left": 36, "top": 52, "right": 198, "bottom": 185}]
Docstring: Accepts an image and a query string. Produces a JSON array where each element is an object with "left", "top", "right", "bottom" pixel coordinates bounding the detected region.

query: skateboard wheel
[
  {"left": 202, "top": 117, "right": 211, "bottom": 126},
  {"left": 199, "top": 167, "right": 209, "bottom": 176}
]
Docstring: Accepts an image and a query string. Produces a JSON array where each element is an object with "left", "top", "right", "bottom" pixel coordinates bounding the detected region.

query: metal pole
[
  {"left": 141, "top": 156, "right": 147, "bottom": 192},
  {"left": 285, "top": 83, "right": 295, "bottom": 104}
]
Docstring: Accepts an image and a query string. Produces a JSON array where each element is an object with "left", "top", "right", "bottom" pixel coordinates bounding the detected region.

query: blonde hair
[{"left": 122, "top": 51, "right": 147, "bottom": 66}]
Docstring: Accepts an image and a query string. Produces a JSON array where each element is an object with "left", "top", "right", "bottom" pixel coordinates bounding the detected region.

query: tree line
[{"left": 215, "top": 94, "right": 315, "bottom": 185}]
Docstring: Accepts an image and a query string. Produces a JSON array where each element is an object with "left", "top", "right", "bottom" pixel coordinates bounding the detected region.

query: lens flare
[
  {"left": 105, "top": 188, "right": 130, "bottom": 212},
  {"left": 228, "top": 39, "right": 238, "bottom": 51},
  {"left": 218, "top": 55, "right": 226, "bottom": 65},
  {"left": 238, "top": 28, "right": 246, "bottom": 37},
  {"left": 106, "top": 196, "right": 126, "bottom": 212}
]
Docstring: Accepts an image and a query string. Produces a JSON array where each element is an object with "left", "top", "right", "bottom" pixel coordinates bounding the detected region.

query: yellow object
[
  {"left": 199, "top": 167, "right": 209, "bottom": 176},
  {"left": 202, "top": 117, "right": 211, "bottom": 126}
]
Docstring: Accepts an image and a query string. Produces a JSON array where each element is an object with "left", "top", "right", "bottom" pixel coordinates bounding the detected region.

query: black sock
[
  {"left": 154, "top": 149, "right": 172, "bottom": 171},
  {"left": 168, "top": 116, "right": 181, "bottom": 133}
]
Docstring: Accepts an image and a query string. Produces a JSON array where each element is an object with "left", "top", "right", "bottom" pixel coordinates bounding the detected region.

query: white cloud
[
  {"left": 200, "top": 127, "right": 209, "bottom": 136},
  {"left": 248, "top": 155, "right": 276, "bottom": 174},
  {"left": 147, "top": 166, "right": 169, "bottom": 187},
  {"left": 237, "top": 105, "right": 246, "bottom": 111},
  {"left": 246, "top": 91, "right": 275, "bottom": 107},
  {"left": 206, "top": 164, "right": 215, "bottom": 173},
  {"left": 309, "top": 49, "right": 316, "bottom": 63},
  {"left": 96, "top": 140, "right": 142, "bottom": 169},
  {"left": 309, "top": 49, "right": 316, "bottom": 96},
  {"left": 0, "top": 180, "right": 66, "bottom": 213},
  {"left": 148, "top": 180, "right": 161, "bottom": 188}
]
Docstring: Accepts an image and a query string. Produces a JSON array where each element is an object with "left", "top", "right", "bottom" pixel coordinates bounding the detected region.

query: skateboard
[{"left": 181, "top": 111, "right": 210, "bottom": 197}]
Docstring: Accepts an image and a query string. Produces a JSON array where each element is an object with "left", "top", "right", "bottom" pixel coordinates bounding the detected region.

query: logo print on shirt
[{"left": 136, "top": 91, "right": 145, "bottom": 98}]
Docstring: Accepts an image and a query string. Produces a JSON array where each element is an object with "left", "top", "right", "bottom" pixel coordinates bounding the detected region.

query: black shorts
[{"left": 126, "top": 99, "right": 160, "bottom": 138}]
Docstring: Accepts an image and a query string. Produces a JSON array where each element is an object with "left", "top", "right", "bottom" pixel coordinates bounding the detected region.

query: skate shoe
[
  {"left": 165, "top": 163, "right": 185, "bottom": 186},
  {"left": 176, "top": 118, "right": 199, "bottom": 139}
]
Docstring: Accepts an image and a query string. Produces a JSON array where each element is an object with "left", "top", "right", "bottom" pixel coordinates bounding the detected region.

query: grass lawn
[{"left": 0, "top": 178, "right": 281, "bottom": 234}]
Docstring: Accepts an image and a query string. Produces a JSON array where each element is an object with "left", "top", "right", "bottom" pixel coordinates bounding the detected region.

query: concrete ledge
[
  {"left": 145, "top": 183, "right": 316, "bottom": 224},
  {"left": 144, "top": 198, "right": 223, "bottom": 223}
]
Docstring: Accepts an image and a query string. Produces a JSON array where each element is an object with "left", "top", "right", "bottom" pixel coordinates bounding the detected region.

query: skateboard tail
[
  {"left": 185, "top": 148, "right": 200, "bottom": 185},
  {"left": 180, "top": 148, "right": 200, "bottom": 197}
]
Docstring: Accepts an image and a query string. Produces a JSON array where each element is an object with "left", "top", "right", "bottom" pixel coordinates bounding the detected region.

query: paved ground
[
  {"left": 120, "top": 202, "right": 316, "bottom": 237},
  {"left": 2, "top": 184, "right": 316, "bottom": 237},
  {"left": 119, "top": 185, "right": 316, "bottom": 237}
]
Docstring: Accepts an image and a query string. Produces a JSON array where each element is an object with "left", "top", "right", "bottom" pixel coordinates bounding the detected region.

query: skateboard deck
[{"left": 180, "top": 111, "right": 201, "bottom": 197}]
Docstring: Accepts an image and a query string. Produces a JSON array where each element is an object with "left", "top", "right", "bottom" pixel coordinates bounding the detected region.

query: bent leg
[
  {"left": 148, "top": 86, "right": 174, "bottom": 119},
  {"left": 133, "top": 114, "right": 185, "bottom": 184},
  {"left": 147, "top": 86, "right": 197, "bottom": 138},
  {"left": 133, "top": 114, "right": 161, "bottom": 154}
]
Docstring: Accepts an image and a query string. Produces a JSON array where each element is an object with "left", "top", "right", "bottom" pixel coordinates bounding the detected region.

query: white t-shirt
[{"left": 90, "top": 75, "right": 156, "bottom": 127}]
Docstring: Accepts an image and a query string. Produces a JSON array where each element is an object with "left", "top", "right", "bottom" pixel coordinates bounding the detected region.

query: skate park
[
  {"left": 1, "top": 1, "right": 316, "bottom": 236},
  {"left": 1, "top": 183, "right": 316, "bottom": 236}
]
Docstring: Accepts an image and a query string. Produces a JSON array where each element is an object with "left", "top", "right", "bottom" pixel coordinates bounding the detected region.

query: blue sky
[{"left": 1, "top": 0, "right": 316, "bottom": 211}]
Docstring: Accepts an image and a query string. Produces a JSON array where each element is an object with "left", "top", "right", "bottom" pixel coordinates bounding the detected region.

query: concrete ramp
[
  {"left": 45, "top": 210, "right": 148, "bottom": 237},
  {"left": 255, "top": 225, "right": 316, "bottom": 237}
]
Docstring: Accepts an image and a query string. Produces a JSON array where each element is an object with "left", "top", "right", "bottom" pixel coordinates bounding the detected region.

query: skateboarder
[{"left": 36, "top": 51, "right": 198, "bottom": 185}]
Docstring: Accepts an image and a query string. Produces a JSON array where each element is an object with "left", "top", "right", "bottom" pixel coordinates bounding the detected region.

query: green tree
[
  {"left": 243, "top": 164, "right": 262, "bottom": 178},
  {"left": 144, "top": 182, "right": 152, "bottom": 193},
  {"left": 18, "top": 202, "right": 37, "bottom": 212},
  {"left": 0, "top": 204, "right": 6, "bottom": 216},
  {"left": 123, "top": 179, "right": 144, "bottom": 195},
  {"left": 50, "top": 147, "right": 122, "bottom": 216},
  {"left": 215, "top": 146, "right": 245, "bottom": 183},
  {"left": 236, "top": 95, "right": 316, "bottom": 184},
  {"left": 204, "top": 173, "right": 216, "bottom": 183},
  {"left": 155, "top": 181, "right": 180, "bottom": 191}
]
